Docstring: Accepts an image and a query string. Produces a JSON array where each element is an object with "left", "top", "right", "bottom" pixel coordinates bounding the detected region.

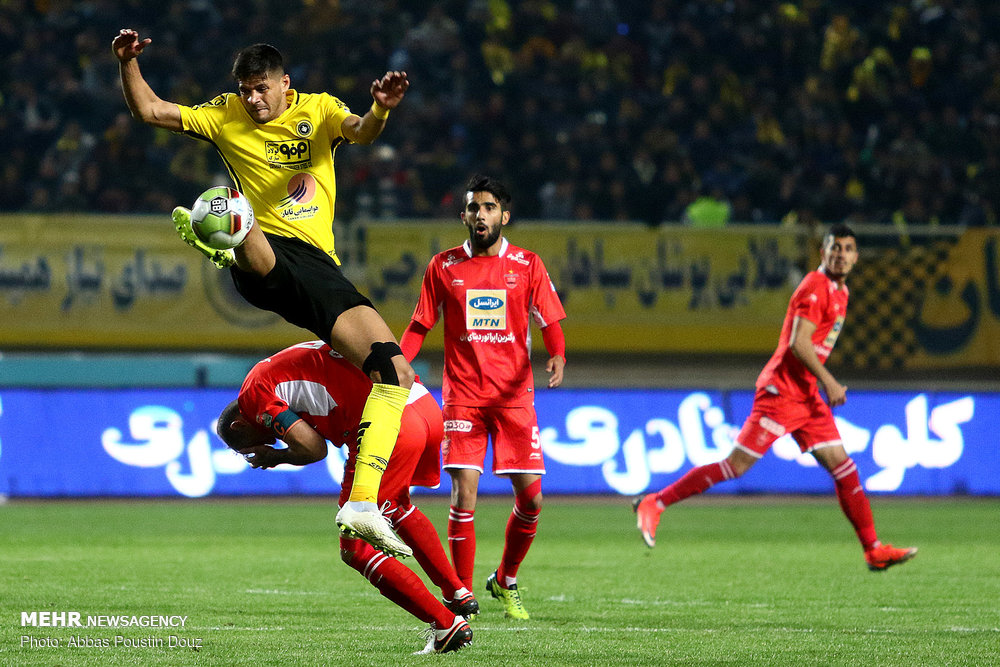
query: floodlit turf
[{"left": 1, "top": 495, "right": 997, "bottom": 666}]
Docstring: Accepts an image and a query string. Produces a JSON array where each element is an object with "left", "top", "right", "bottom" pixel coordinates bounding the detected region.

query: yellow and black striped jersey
[{"left": 179, "top": 89, "right": 353, "bottom": 262}]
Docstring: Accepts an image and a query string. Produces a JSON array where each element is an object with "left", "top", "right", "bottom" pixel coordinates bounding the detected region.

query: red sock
[
  {"left": 448, "top": 505, "right": 476, "bottom": 592},
  {"left": 654, "top": 459, "right": 736, "bottom": 506},
  {"left": 497, "top": 479, "right": 542, "bottom": 586},
  {"left": 395, "top": 505, "right": 465, "bottom": 600},
  {"left": 830, "top": 458, "right": 878, "bottom": 550},
  {"left": 340, "top": 537, "right": 453, "bottom": 628}
]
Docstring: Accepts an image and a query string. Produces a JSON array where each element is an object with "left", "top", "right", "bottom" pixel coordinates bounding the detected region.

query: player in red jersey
[
  {"left": 216, "top": 341, "right": 474, "bottom": 653},
  {"left": 633, "top": 225, "right": 917, "bottom": 572},
  {"left": 400, "top": 175, "right": 567, "bottom": 619}
]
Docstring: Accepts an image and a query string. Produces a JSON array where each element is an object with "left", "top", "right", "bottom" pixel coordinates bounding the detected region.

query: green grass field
[{"left": 1, "top": 496, "right": 997, "bottom": 666}]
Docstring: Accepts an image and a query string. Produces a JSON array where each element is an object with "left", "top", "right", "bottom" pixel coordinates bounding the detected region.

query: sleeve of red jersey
[
  {"left": 237, "top": 380, "right": 302, "bottom": 437},
  {"left": 399, "top": 321, "right": 429, "bottom": 362},
  {"left": 789, "top": 274, "right": 826, "bottom": 326},
  {"left": 410, "top": 258, "right": 442, "bottom": 330},
  {"left": 541, "top": 320, "right": 566, "bottom": 361},
  {"left": 529, "top": 255, "right": 567, "bottom": 326}
]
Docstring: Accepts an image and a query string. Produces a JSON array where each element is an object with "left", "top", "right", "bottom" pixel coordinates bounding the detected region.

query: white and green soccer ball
[{"left": 190, "top": 186, "right": 255, "bottom": 249}]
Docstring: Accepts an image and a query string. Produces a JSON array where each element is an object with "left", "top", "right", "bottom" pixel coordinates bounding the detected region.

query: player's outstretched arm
[{"left": 112, "top": 28, "right": 182, "bottom": 131}]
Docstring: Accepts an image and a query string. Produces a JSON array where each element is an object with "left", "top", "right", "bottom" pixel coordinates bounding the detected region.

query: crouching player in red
[
  {"left": 634, "top": 224, "right": 917, "bottom": 572},
  {"left": 216, "top": 341, "right": 476, "bottom": 653}
]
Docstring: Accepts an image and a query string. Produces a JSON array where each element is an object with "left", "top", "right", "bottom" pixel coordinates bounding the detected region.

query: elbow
[{"left": 130, "top": 107, "right": 158, "bottom": 126}]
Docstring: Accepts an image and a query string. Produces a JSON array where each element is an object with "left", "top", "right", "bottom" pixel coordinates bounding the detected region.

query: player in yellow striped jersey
[{"left": 112, "top": 28, "right": 414, "bottom": 558}]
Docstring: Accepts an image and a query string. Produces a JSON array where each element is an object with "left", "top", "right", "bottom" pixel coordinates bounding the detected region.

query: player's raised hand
[
  {"left": 112, "top": 28, "right": 151, "bottom": 62},
  {"left": 370, "top": 71, "right": 409, "bottom": 110}
]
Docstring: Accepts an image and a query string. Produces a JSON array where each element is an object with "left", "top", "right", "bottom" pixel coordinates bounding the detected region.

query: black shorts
[{"left": 230, "top": 233, "right": 374, "bottom": 344}]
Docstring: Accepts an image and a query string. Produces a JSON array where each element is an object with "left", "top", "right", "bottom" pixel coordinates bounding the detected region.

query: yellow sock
[{"left": 350, "top": 383, "right": 410, "bottom": 503}]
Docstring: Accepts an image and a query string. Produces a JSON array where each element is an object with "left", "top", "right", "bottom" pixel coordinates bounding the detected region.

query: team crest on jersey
[
  {"left": 295, "top": 120, "right": 313, "bottom": 137},
  {"left": 504, "top": 270, "right": 518, "bottom": 289},
  {"left": 466, "top": 289, "right": 506, "bottom": 330}
]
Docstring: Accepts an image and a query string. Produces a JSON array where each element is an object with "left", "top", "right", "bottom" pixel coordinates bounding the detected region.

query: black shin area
[{"left": 362, "top": 342, "right": 404, "bottom": 385}]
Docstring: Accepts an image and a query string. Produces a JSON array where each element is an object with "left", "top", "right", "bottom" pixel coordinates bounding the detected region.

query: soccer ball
[{"left": 190, "top": 186, "right": 255, "bottom": 249}]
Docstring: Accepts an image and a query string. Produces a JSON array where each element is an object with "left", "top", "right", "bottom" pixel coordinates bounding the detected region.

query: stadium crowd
[{"left": 3, "top": 0, "right": 999, "bottom": 226}]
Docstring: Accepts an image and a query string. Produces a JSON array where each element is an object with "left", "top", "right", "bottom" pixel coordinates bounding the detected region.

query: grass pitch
[{"left": 1, "top": 495, "right": 997, "bottom": 666}]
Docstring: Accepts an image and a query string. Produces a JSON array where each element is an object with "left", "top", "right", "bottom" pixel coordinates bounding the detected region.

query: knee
[
  {"left": 450, "top": 479, "right": 478, "bottom": 510},
  {"left": 363, "top": 342, "right": 413, "bottom": 387},
  {"left": 726, "top": 451, "right": 756, "bottom": 477},
  {"left": 393, "top": 357, "right": 415, "bottom": 388},
  {"left": 515, "top": 478, "right": 543, "bottom": 511},
  {"left": 523, "top": 491, "right": 542, "bottom": 512}
]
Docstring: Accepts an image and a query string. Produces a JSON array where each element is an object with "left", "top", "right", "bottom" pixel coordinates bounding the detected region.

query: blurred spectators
[{"left": 2, "top": 0, "right": 998, "bottom": 227}]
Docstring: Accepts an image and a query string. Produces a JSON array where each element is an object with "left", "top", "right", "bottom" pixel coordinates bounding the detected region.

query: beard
[{"left": 469, "top": 224, "right": 503, "bottom": 251}]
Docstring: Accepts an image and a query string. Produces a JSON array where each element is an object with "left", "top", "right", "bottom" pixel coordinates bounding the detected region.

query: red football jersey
[
  {"left": 238, "top": 340, "right": 432, "bottom": 451},
  {"left": 755, "top": 268, "right": 849, "bottom": 400},
  {"left": 411, "top": 238, "right": 566, "bottom": 407}
]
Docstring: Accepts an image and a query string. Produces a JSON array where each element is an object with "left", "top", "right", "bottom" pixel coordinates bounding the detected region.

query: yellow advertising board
[
  {"left": 909, "top": 229, "right": 1000, "bottom": 368},
  {"left": 361, "top": 222, "right": 806, "bottom": 353},
  {"left": 0, "top": 215, "right": 808, "bottom": 354},
  {"left": 0, "top": 214, "right": 304, "bottom": 351}
]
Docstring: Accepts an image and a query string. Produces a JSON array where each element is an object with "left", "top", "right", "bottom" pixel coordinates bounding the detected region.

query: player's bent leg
[
  {"left": 330, "top": 310, "right": 414, "bottom": 552},
  {"left": 340, "top": 536, "right": 471, "bottom": 653},
  {"left": 394, "top": 505, "right": 479, "bottom": 619},
  {"left": 171, "top": 206, "right": 235, "bottom": 269},
  {"left": 633, "top": 450, "right": 751, "bottom": 548},
  {"left": 812, "top": 444, "right": 914, "bottom": 570},
  {"left": 331, "top": 310, "right": 414, "bottom": 501},
  {"left": 231, "top": 223, "right": 277, "bottom": 276},
  {"left": 351, "top": 376, "right": 409, "bottom": 502},
  {"left": 496, "top": 476, "right": 541, "bottom": 594}
]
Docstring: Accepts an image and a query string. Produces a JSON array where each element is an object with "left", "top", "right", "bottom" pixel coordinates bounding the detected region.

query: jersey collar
[
  {"left": 818, "top": 265, "right": 849, "bottom": 295},
  {"left": 462, "top": 237, "right": 509, "bottom": 258}
]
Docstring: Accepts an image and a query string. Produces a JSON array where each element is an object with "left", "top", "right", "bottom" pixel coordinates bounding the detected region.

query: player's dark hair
[
  {"left": 824, "top": 223, "right": 857, "bottom": 246},
  {"left": 216, "top": 399, "right": 246, "bottom": 450},
  {"left": 232, "top": 44, "right": 284, "bottom": 82},
  {"left": 466, "top": 174, "right": 511, "bottom": 211}
]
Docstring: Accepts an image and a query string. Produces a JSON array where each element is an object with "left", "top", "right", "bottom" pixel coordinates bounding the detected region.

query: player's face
[
  {"left": 237, "top": 71, "right": 290, "bottom": 124},
  {"left": 229, "top": 415, "right": 277, "bottom": 449},
  {"left": 821, "top": 234, "right": 858, "bottom": 280},
  {"left": 462, "top": 190, "right": 509, "bottom": 251}
]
